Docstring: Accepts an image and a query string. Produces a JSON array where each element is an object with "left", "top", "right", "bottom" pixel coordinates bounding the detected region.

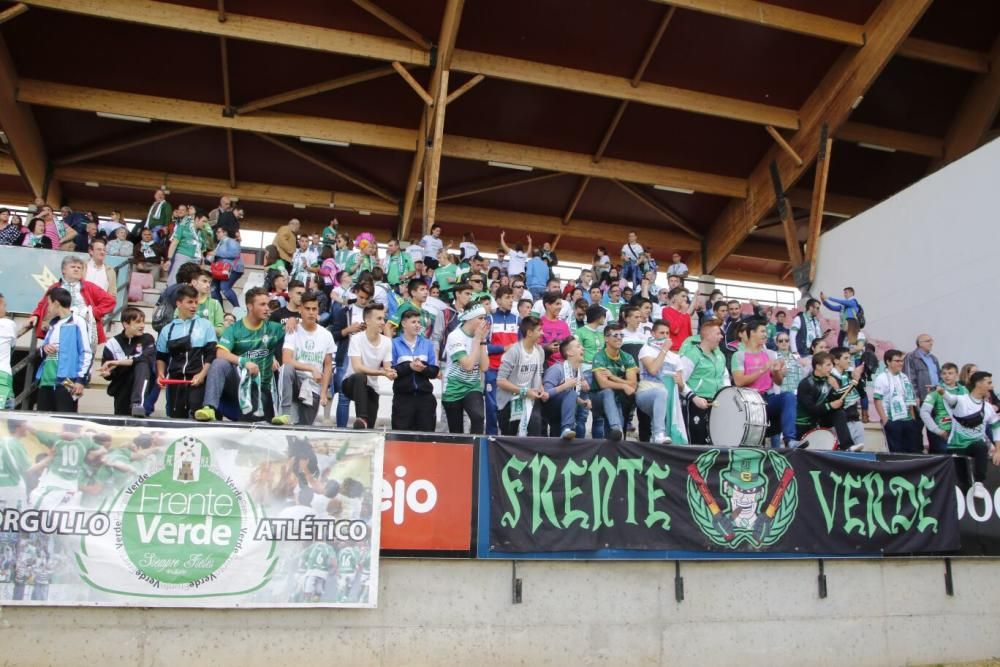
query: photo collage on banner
[{"left": 0, "top": 415, "right": 384, "bottom": 608}]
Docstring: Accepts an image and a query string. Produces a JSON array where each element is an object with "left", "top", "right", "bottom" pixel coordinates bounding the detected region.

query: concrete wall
[
  {"left": 813, "top": 138, "right": 1000, "bottom": 373},
  {"left": 2, "top": 558, "right": 1000, "bottom": 666}
]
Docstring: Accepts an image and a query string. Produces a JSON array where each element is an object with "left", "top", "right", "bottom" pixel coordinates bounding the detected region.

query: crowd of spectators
[{"left": 3, "top": 191, "right": 998, "bottom": 498}]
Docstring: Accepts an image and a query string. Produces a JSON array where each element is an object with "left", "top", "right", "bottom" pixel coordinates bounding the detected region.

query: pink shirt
[
  {"left": 740, "top": 348, "right": 774, "bottom": 393},
  {"left": 540, "top": 317, "right": 571, "bottom": 366}
]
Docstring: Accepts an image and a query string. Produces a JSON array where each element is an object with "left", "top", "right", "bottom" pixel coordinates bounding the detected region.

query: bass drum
[
  {"left": 800, "top": 428, "right": 838, "bottom": 451},
  {"left": 708, "top": 387, "right": 768, "bottom": 447}
]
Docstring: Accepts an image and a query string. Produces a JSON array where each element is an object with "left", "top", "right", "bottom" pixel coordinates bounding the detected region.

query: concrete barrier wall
[{"left": 2, "top": 558, "right": 999, "bottom": 666}]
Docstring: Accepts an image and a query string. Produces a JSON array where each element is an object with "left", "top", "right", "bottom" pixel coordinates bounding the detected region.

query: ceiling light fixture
[
  {"left": 358, "top": 210, "right": 371, "bottom": 216},
  {"left": 299, "top": 136, "right": 350, "bottom": 148},
  {"left": 654, "top": 184, "right": 695, "bottom": 195},
  {"left": 84, "top": 181, "right": 100, "bottom": 188},
  {"left": 0, "top": 131, "right": 7, "bottom": 145},
  {"left": 96, "top": 111, "right": 152, "bottom": 123},
  {"left": 292, "top": 203, "right": 307, "bottom": 209},
  {"left": 824, "top": 210, "right": 853, "bottom": 219},
  {"left": 487, "top": 160, "right": 533, "bottom": 172},
  {"left": 851, "top": 95, "right": 864, "bottom": 110},
  {"left": 857, "top": 142, "right": 896, "bottom": 153}
]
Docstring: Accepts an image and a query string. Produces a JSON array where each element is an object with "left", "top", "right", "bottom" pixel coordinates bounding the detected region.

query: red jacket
[
  {"left": 33, "top": 280, "right": 117, "bottom": 344},
  {"left": 661, "top": 306, "right": 693, "bottom": 352}
]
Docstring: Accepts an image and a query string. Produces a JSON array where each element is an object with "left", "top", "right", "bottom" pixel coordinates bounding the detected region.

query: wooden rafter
[
  {"left": 351, "top": 0, "right": 431, "bottom": 50},
  {"left": 235, "top": 66, "right": 398, "bottom": 115},
  {"left": 650, "top": 0, "right": 865, "bottom": 45},
  {"left": 805, "top": 128, "right": 832, "bottom": 275},
  {"left": 437, "top": 170, "right": 562, "bottom": 201},
  {"left": 219, "top": 35, "right": 236, "bottom": 187},
  {"left": 564, "top": 6, "right": 675, "bottom": 228},
  {"left": 932, "top": 33, "right": 1000, "bottom": 168},
  {"left": 836, "top": 122, "right": 943, "bottom": 158},
  {"left": 53, "top": 125, "right": 201, "bottom": 166},
  {"left": 0, "top": 36, "right": 59, "bottom": 203},
  {"left": 419, "top": 0, "right": 464, "bottom": 235},
  {"left": 253, "top": 132, "right": 397, "bottom": 203},
  {"left": 788, "top": 189, "right": 875, "bottom": 218},
  {"left": 391, "top": 61, "right": 433, "bottom": 105},
  {"left": 766, "top": 125, "right": 803, "bottom": 166},
  {"left": 612, "top": 180, "right": 703, "bottom": 240},
  {"left": 651, "top": 0, "right": 987, "bottom": 74},
  {"left": 703, "top": 0, "right": 933, "bottom": 273},
  {"left": 225, "top": 129, "right": 236, "bottom": 188},
  {"left": 766, "top": 162, "right": 802, "bottom": 267},
  {"left": 446, "top": 74, "right": 484, "bottom": 105},
  {"left": 17, "top": 78, "right": 747, "bottom": 197},
  {"left": 0, "top": 4, "right": 28, "bottom": 25}
]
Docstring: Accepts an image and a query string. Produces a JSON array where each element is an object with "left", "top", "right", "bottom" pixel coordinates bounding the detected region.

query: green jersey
[
  {"left": 384, "top": 252, "right": 414, "bottom": 286},
  {"left": 300, "top": 542, "right": 336, "bottom": 575},
  {"left": 321, "top": 225, "right": 338, "bottom": 248},
  {"left": 172, "top": 221, "right": 203, "bottom": 258},
  {"left": 831, "top": 368, "right": 860, "bottom": 409},
  {"left": 443, "top": 327, "right": 483, "bottom": 402},
  {"left": 575, "top": 325, "right": 603, "bottom": 364},
  {"left": 591, "top": 348, "right": 638, "bottom": 401},
  {"left": 82, "top": 447, "right": 134, "bottom": 508},
  {"left": 678, "top": 336, "right": 728, "bottom": 399},
  {"left": 218, "top": 318, "right": 285, "bottom": 388},
  {"left": 946, "top": 394, "right": 1000, "bottom": 449},
  {"left": 605, "top": 301, "right": 624, "bottom": 321},
  {"left": 43, "top": 437, "right": 100, "bottom": 487},
  {"left": 388, "top": 301, "right": 435, "bottom": 337},
  {"left": 434, "top": 264, "right": 459, "bottom": 295},
  {"left": 337, "top": 545, "right": 361, "bottom": 574},
  {"left": 0, "top": 437, "right": 30, "bottom": 487},
  {"left": 922, "top": 383, "right": 967, "bottom": 433}
]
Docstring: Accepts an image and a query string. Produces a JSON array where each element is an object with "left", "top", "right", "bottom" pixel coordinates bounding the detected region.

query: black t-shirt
[{"left": 269, "top": 306, "right": 300, "bottom": 326}]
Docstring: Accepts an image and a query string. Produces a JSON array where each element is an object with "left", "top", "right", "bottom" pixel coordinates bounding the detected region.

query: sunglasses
[
  {"left": 513, "top": 284, "right": 524, "bottom": 288},
  {"left": 776, "top": 338, "right": 789, "bottom": 343},
  {"left": 606, "top": 332, "right": 625, "bottom": 340}
]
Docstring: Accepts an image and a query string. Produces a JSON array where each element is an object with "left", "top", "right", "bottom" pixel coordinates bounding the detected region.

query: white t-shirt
[
  {"left": 622, "top": 324, "right": 651, "bottom": 347},
  {"left": 507, "top": 251, "right": 528, "bottom": 277},
  {"left": 283, "top": 325, "right": 335, "bottom": 375},
  {"left": 666, "top": 262, "right": 689, "bottom": 276},
  {"left": 0, "top": 318, "right": 15, "bottom": 375},
  {"left": 459, "top": 241, "right": 479, "bottom": 259},
  {"left": 344, "top": 333, "right": 392, "bottom": 389},
  {"left": 621, "top": 242, "right": 645, "bottom": 262},
  {"left": 638, "top": 344, "right": 683, "bottom": 382},
  {"left": 85, "top": 260, "right": 109, "bottom": 291},
  {"left": 421, "top": 234, "right": 443, "bottom": 260},
  {"left": 405, "top": 243, "right": 425, "bottom": 265}
]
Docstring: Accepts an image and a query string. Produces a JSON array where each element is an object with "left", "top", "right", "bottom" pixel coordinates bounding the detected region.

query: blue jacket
[
  {"left": 36, "top": 314, "right": 92, "bottom": 384},
  {"left": 213, "top": 237, "right": 244, "bottom": 272},
  {"left": 525, "top": 257, "right": 549, "bottom": 290},
  {"left": 391, "top": 335, "right": 439, "bottom": 394}
]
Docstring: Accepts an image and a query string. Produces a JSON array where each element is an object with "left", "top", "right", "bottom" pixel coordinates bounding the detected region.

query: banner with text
[
  {"left": 487, "top": 438, "right": 959, "bottom": 556},
  {"left": 0, "top": 416, "right": 383, "bottom": 607},
  {"left": 380, "top": 440, "right": 474, "bottom": 551}
]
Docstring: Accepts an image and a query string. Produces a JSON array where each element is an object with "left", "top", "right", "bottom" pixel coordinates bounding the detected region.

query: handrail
[{"left": 10, "top": 320, "right": 38, "bottom": 410}]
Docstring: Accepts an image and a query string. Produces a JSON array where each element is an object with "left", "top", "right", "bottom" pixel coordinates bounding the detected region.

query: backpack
[
  {"left": 151, "top": 284, "right": 180, "bottom": 333},
  {"left": 855, "top": 302, "right": 866, "bottom": 329}
]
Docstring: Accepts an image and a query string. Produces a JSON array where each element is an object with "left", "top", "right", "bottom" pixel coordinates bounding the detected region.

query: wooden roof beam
[
  {"left": 0, "top": 36, "right": 59, "bottom": 204},
  {"left": 18, "top": 79, "right": 747, "bottom": 198},
  {"left": 235, "top": 66, "right": 398, "bottom": 115},
  {"left": 437, "top": 170, "right": 563, "bottom": 202},
  {"left": 0, "top": 4, "right": 28, "bottom": 25},
  {"left": 612, "top": 179, "right": 703, "bottom": 240},
  {"left": 836, "top": 122, "right": 943, "bottom": 158},
  {"left": 19, "top": 0, "right": 430, "bottom": 66},
  {"left": 896, "top": 37, "right": 991, "bottom": 74},
  {"left": 931, "top": 34, "right": 1000, "bottom": 169},
  {"left": 252, "top": 132, "right": 397, "bottom": 203},
  {"left": 787, "top": 189, "right": 876, "bottom": 219},
  {"left": 350, "top": 0, "right": 432, "bottom": 50},
  {"left": 703, "top": 0, "right": 932, "bottom": 273},
  {"left": 53, "top": 125, "right": 201, "bottom": 166}
]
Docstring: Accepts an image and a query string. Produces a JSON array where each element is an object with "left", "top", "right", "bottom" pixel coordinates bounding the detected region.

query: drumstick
[
  {"left": 158, "top": 378, "right": 193, "bottom": 387},
  {"left": 687, "top": 464, "right": 735, "bottom": 541}
]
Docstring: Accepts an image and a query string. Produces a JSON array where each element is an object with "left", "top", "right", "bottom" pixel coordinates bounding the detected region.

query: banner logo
[{"left": 686, "top": 449, "right": 798, "bottom": 549}]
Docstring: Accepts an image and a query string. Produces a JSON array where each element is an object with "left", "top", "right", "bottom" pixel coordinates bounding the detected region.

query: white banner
[{"left": 0, "top": 415, "right": 383, "bottom": 607}]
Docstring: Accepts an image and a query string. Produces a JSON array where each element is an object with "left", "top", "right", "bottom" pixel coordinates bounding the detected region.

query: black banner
[
  {"left": 489, "top": 438, "right": 960, "bottom": 555},
  {"left": 957, "top": 456, "right": 1000, "bottom": 556}
]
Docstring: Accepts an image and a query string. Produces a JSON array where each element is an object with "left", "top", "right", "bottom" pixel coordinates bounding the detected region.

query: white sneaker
[
  {"left": 560, "top": 429, "right": 576, "bottom": 441},
  {"left": 848, "top": 444, "right": 865, "bottom": 452},
  {"left": 973, "top": 482, "right": 990, "bottom": 500},
  {"left": 652, "top": 434, "right": 672, "bottom": 445}
]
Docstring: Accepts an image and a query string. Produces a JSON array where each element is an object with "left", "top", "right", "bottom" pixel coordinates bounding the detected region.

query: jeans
[
  {"left": 212, "top": 270, "right": 243, "bottom": 309},
  {"left": 443, "top": 391, "right": 484, "bottom": 434},
  {"left": 544, "top": 388, "right": 578, "bottom": 435},
  {"left": 334, "top": 363, "right": 349, "bottom": 428},
  {"left": 635, "top": 385, "right": 668, "bottom": 439},
  {"left": 277, "top": 365, "right": 321, "bottom": 426},
  {"left": 593, "top": 388, "right": 630, "bottom": 433},
  {"left": 765, "top": 391, "right": 798, "bottom": 442},
  {"left": 528, "top": 286, "right": 546, "bottom": 301},
  {"left": 484, "top": 369, "right": 499, "bottom": 435},
  {"left": 927, "top": 430, "right": 948, "bottom": 454}
]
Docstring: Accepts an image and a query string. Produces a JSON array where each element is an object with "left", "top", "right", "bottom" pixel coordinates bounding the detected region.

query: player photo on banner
[{"left": 0, "top": 415, "right": 384, "bottom": 608}]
